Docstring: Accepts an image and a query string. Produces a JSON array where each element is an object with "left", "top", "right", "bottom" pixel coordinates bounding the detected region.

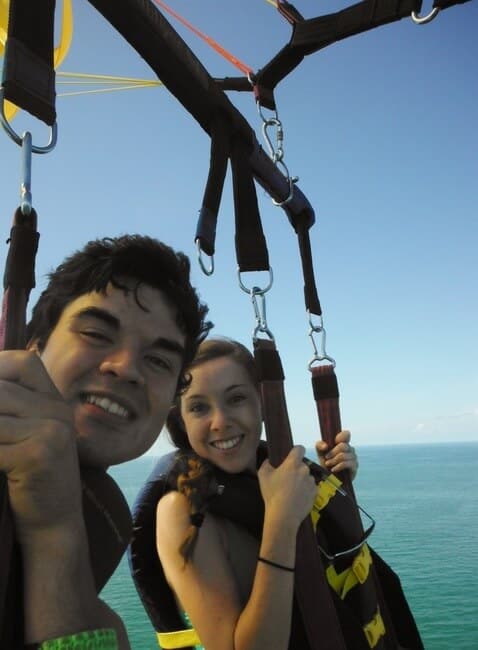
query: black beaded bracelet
[{"left": 258, "top": 556, "right": 295, "bottom": 572}]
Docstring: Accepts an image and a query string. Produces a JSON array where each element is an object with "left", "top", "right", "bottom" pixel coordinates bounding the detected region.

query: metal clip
[
  {"left": 307, "top": 312, "right": 336, "bottom": 369},
  {"left": 196, "top": 239, "right": 214, "bottom": 276},
  {"left": 20, "top": 132, "right": 33, "bottom": 215},
  {"left": 238, "top": 268, "right": 274, "bottom": 341}
]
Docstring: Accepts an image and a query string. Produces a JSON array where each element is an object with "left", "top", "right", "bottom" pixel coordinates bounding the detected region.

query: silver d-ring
[
  {"left": 196, "top": 239, "right": 214, "bottom": 276},
  {"left": 0, "top": 89, "right": 57, "bottom": 153},
  {"left": 238, "top": 267, "right": 273, "bottom": 295},
  {"left": 411, "top": 7, "right": 440, "bottom": 25}
]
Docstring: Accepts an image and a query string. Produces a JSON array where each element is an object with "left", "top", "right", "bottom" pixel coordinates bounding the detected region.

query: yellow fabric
[
  {"left": 310, "top": 473, "right": 342, "bottom": 528},
  {"left": 0, "top": 0, "right": 73, "bottom": 120},
  {"left": 363, "top": 608, "right": 386, "bottom": 648},
  {"left": 326, "top": 543, "right": 372, "bottom": 600},
  {"left": 157, "top": 628, "right": 202, "bottom": 649}
]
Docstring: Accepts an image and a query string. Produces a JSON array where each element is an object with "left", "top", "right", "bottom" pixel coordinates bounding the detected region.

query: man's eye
[
  {"left": 230, "top": 393, "right": 246, "bottom": 404},
  {"left": 146, "top": 356, "right": 171, "bottom": 371},
  {"left": 80, "top": 330, "right": 110, "bottom": 343}
]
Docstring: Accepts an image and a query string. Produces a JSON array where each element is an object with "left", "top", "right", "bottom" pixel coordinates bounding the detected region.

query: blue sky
[{"left": 1, "top": 0, "right": 477, "bottom": 452}]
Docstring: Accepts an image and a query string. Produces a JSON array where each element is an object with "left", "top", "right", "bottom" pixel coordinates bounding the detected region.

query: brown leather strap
[{"left": 254, "top": 339, "right": 346, "bottom": 650}]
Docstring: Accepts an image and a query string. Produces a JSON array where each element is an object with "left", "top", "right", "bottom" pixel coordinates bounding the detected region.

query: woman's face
[{"left": 180, "top": 355, "right": 262, "bottom": 473}]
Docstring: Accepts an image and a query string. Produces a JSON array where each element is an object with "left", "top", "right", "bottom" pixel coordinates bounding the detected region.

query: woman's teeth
[{"left": 211, "top": 435, "right": 242, "bottom": 450}]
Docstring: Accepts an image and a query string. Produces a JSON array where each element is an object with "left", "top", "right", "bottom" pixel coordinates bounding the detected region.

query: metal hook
[
  {"left": 307, "top": 312, "right": 336, "bottom": 369},
  {"left": 411, "top": 6, "right": 440, "bottom": 24},
  {"left": 196, "top": 239, "right": 214, "bottom": 276},
  {"left": 20, "top": 132, "right": 33, "bottom": 215}
]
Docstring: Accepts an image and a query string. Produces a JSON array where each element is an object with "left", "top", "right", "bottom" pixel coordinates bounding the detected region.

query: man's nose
[{"left": 99, "top": 347, "right": 144, "bottom": 385}]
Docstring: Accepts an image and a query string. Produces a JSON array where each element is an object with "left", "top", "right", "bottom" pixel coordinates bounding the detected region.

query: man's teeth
[
  {"left": 85, "top": 395, "right": 130, "bottom": 419},
  {"left": 212, "top": 436, "right": 242, "bottom": 450}
]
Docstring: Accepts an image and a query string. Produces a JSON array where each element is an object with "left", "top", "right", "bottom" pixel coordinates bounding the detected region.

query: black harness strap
[
  {"left": 87, "top": 0, "right": 316, "bottom": 249},
  {"left": 195, "top": 112, "right": 231, "bottom": 257},
  {"left": 433, "top": 0, "right": 471, "bottom": 8},
  {"left": 1, "top": 0, "right": 56, "bottom": 125},
  {"left": 254, "top": 338, "right": 347, "bottom": 650},
  {"left": 0, "top": 206, "right": 40, "bottom": 649},
  {"left": 311, "top": 364, "right": 405, "bottom": 649},
  {"left": 230, "top": 138, "right": 270, "bottom": 273}
]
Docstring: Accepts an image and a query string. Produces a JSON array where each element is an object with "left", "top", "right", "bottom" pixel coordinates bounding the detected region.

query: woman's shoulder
[{"left": 156, "top": 490, "right": 190, "bottom": 532}]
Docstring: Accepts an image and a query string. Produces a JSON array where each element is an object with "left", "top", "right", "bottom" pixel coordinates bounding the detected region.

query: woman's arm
[{"left": 156, "top": 446, "right": 316, "bottom": 650}]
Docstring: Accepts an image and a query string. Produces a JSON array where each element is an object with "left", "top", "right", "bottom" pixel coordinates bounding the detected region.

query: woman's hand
[
  {"left": 316, "top": 430, "right": 358, "bottom": 480},
  {"left": 258, "top": 446, "right": 317, "bottom": 529}
]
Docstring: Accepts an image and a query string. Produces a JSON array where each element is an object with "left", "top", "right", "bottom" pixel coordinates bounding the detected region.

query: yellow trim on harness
[
  {"left": 363, "top": 608, "right": 386, "bottom": 648},
  {"left": 157, "top": 628, "right": 201, "bottom": 649},
  {"left": 310, "top": 473, "right": 342, "bottom": 529},
  {"left": 326, "top": 543, "right": 372, "bottom": 600}
]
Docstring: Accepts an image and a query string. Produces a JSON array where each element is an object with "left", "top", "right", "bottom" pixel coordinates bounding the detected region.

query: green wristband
[{"left": 32, "top": 628, "right": 118, "bottom": 650}]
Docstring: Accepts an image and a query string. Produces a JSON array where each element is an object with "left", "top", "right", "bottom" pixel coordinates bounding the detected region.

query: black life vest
[{"left": 128, "top": 446, "right": 423, "bottom": 650}]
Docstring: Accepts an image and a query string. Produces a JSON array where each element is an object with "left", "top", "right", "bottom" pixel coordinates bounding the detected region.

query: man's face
[{"left": 32, "top": 283, "right": 185, "bottom": 467}]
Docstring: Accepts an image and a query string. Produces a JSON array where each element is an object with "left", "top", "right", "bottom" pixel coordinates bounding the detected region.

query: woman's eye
[{"left": 189, "top": 402, "right": 208, "bottom": 415}]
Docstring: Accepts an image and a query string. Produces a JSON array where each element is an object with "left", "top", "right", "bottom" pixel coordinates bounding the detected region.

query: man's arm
[{"left": 0, "top": 350, "right": 130, "bottom": 649}]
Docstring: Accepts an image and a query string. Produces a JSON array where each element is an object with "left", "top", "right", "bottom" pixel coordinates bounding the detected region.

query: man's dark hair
[{"left": 26, "top": 235, "right": 212, "bottom": 385}]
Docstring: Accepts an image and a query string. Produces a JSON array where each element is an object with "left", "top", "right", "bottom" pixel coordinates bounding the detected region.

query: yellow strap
[
  {"left": 157, "top": 628, "right": 202, "bottom": 649},
  {"left": 326, "top": 543, "right": 372, "bottom": 599},
  {"left": 310, "top": 473, "right": 342, "bottom": 529},
  {"left": 363, "top": 608, "right": 386, "bottom": 648}
]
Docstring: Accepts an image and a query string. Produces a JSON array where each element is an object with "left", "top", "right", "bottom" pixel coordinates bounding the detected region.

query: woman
[{"left": 155, "top": 337, "right": 358, "bottom": 650}]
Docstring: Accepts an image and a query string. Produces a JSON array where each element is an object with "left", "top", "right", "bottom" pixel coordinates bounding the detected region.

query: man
[{"left": 0, "top": 234, "right": 211, "bottom": 649}]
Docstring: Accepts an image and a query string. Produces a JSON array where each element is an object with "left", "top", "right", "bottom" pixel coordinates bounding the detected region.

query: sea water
[{"left": 104, "top": 442, "right": 478, "bottom": 649}]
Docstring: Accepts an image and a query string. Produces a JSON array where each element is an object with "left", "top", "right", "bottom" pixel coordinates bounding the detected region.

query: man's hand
[{"left": 0, "top": 350, "right": 81, "bottom": 542}]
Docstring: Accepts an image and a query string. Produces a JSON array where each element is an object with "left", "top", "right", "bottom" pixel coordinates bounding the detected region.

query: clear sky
[{"left": 1, "top": 0, "right": 477, "bottom": 453}]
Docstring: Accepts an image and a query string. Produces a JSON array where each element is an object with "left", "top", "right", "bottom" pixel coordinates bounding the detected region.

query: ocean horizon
[{"left": 104, "top": 441, "right": 478, "bottom": 649}]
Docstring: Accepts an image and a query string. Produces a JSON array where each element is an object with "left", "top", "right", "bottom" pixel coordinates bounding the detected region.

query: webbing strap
[
  {"left": 157, "top": 628, "right": 201, "bottom": 649},
  {"left": 0, "top": 207, "right": 39, "bottom": 647},
  {"left": 311, "top": 364, "right": 402, "bottom": 649},
  {"left": 1, "top": 0, "right": 56, "bottom": 125},
  {"left": 195, "top": 113, "right": 231, "bottom": 256},
  {"left": 254, "top": 338, "right": 347, "bottom": 650},
  {"left": 326, "top": 543, "right": 373, "bottom": 600},
  {"left": 364, "top": 608, "right": 386, "bottom": 648},
  {"left": 433, "top": 0, "right": 472, "bottom": 8},
  {"left": 254, "top": 0, "right": 422, "bottom": 108},
  {"left": 231, "top": 138, "right": 270, "bottom": 273}
]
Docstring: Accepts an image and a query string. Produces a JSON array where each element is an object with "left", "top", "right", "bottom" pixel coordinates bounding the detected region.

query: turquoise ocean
[{"left": 104, "top": 442, "right": 478, "bottom": 649}]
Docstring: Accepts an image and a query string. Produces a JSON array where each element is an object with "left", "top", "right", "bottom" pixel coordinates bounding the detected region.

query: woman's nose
[{"left": 210, "top": 405, "right": 230, "bottom": 431}]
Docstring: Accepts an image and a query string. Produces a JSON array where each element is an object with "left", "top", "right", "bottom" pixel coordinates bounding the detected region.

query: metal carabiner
[
  {"left": 307, "top": 312, "right": 336, "bottom": 369},
  {"left": 251, "top": 288, "right": 275, "bottom": 341},
  {"left": 0, "top": 89, "right": 58, "bottom": 153},
  {"left": 195, "top": 239, "right": 214, "bottom": 276},
  {"left": 411, "top": 6, "right": 440, "bottom": 24}
]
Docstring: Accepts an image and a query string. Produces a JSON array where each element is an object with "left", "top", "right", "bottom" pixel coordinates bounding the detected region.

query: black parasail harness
[{"left": 128, "top": 443, "right": 423, "bottom": 650}]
